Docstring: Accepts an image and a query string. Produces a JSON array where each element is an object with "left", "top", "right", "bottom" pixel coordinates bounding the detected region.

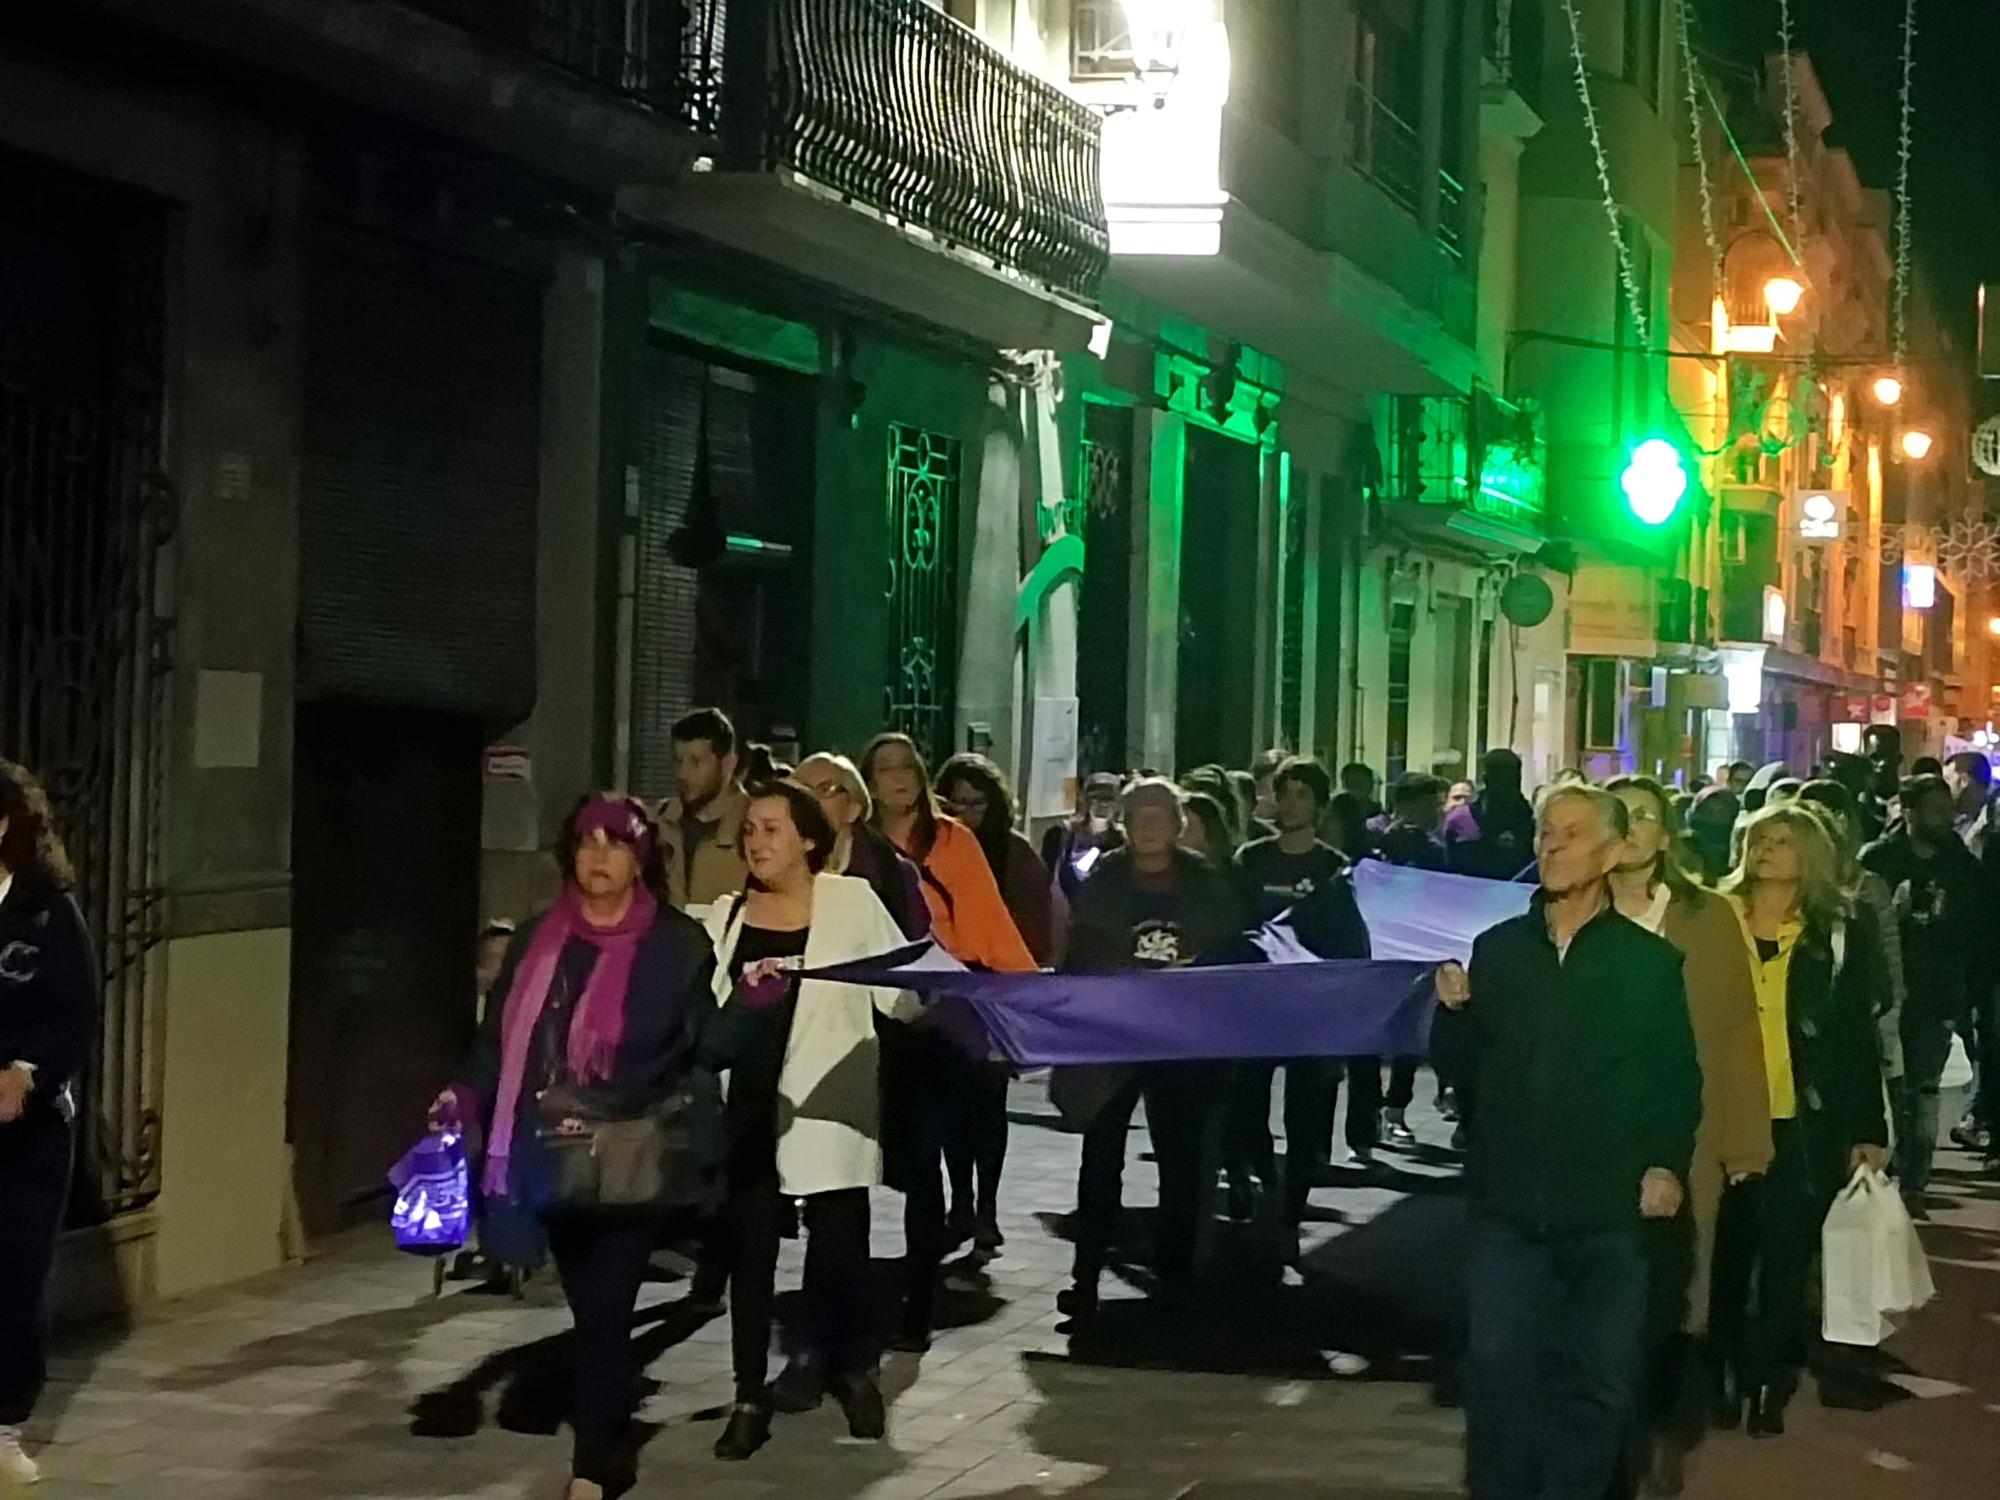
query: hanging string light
[
  {"left": 1674, "top": 0, "right": 1723, "bottom": 301},
  {"left": 1558, "top": 0, "right": 1651, "bottom": 349},
  {"left": 1778, "top": 0, "right": 1806, "bottom": 266},
  {"left": 1893, "top": 0, "right": 1917, "bottom": 367}
]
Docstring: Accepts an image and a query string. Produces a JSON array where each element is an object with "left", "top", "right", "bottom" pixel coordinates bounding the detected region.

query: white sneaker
[{"left": 0, "top": 1426, "right": 40, "bottom": 1487}]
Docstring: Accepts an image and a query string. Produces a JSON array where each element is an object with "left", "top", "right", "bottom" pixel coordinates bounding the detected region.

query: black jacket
[
  {"left": 1859, "top": 827, "right": 1981, "bottom": 1029},
  {"left": 461, "top": 902, "right": 721, "bottom": 1128},
  {"left": 1434, "top": 897, "right": 1701, "bottom": 1240},
  {"left": 1779, "top": 911, "right": 1893, "bottom": 1201},
  {"left": 0, "top": 876, "right": 99, "bottom": 1116},
  {"left": 1064, "top": 848, "right": 1245, "bottom": 973}
]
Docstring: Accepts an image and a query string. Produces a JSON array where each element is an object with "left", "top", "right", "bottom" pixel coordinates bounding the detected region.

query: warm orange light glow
[
  {"left": 1872, "top": 374, "right": 1905, "bottom": 406},
  {"left": 1901, "top": 428, "right": 1935, "bottom": 461},
  {"left": 1764, "top": 277, "right": 1806, "bottom": 315},
  {"left": 1986, "top": 616, "right": 2000, "bottom": 637}
]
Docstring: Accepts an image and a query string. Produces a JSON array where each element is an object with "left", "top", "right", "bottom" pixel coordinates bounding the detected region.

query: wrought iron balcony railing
[
  {"left": 724, "top": 0, "right": 1110, "bottom": 300},
  {"left": 404, "top": 0, "right": 725, "bottom": 131},
  {"left": 1346, "top": 80, "right": 1423, "bottom": 218},
  {"left": 1439, "top": 169, "right": 1469, "bottom": 260}
]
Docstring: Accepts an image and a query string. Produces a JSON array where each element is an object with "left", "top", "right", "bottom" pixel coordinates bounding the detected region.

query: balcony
[
  {"left": 1379, "top": 391, "right": 1547, "bottom": 554},
  {"left": 401, "top": 0, "right": 723, "bottom": 127},
  {"left": 1346, "top": 81, "right": 1423, "bottom": 218},
  {"left": 619, "top": 0, "right": 1108, "bottom": 350},
  {"left": 1482, "top": 0, "right": 1546, "bottom": 117}
]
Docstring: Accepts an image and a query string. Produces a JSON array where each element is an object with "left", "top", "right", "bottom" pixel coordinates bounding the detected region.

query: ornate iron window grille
[
  {"left": 0, "top": 153, "right": 175, "bottom": 1221},
  {"left": 884, "top": 423, "right": 960, "bottom": 760},
  {"left": 745, "top": 0, "right": 1111, "bottom": 300}
]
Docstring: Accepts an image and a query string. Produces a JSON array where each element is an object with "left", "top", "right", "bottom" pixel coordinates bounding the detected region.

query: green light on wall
[
  {"left": 1619, "top": 438, "right": 1688, "bottom": 526},
  {"left": 1476, "top": 441, "right": 1544, "bottom": 516}
]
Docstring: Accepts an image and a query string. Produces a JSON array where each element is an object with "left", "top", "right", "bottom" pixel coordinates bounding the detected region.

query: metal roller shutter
[{"left": 299, "top": 229, "right": 541, "bottom": 725}]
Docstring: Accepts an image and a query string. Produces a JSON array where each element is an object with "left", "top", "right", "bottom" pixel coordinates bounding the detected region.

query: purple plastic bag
[{"left": 388, "top": 1131, "right": 471, "bottom": 1255}]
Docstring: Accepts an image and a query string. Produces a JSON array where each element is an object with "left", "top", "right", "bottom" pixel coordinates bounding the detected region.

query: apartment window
[
  {"left": 1070, "top": 0, "right": 1134, "bottom": 80},
  {"left": 1386, "top": 600, "right": 1416, "bottom": 782},
  {"left": 1623, "top": 0, "right": 1662, "bottom": 105},
  {"left": 1350, "top": 0, "right": 1425, "bottom": 215},
  {"left": 1580, "top": 657, "right": 1622, "bottom": 752}
]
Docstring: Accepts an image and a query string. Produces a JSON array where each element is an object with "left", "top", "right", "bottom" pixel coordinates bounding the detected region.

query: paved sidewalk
[{"left": 27, "top": 1078, "right": 2000, "bottom": 1499}]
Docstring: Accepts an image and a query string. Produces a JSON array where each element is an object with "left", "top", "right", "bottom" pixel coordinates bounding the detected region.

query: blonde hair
[
  {"left": 1720, "top": 802, "right": 1850, "bottom": 927},
  {"left": 797, "top": 752, "right": 871, "bottom": 821}
]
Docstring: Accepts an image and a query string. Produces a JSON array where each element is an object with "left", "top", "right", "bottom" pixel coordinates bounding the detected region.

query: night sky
[{"left": 1697, "top": 0, "right": 2000, "bottom": 357}]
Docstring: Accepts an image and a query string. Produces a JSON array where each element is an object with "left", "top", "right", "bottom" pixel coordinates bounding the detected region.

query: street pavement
[{"left": 27, "top": 1077, "right": 2000, "bottom": 1499}]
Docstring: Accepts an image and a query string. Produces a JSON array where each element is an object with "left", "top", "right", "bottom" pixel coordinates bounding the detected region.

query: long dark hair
[
  {"left": 554, "top": 793, "right": 667, "bottom": 902},
  {"left": 937, "top": 752, "right": 1017, "bottom": 884},
  {"left": 0, "top": 758, "right": 75, "bottom": 892},
  {"left": 860, "top": 732, "right": 942, "bottom": 862}
]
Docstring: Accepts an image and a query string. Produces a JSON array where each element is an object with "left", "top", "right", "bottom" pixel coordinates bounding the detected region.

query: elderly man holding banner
[{"left": 1434, "top": 785, "right": 1702, "bottom": 1500}]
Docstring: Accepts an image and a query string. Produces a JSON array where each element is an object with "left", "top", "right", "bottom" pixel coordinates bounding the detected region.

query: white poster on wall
[{"left": 1030, "top": 696, "right": 1080, "bottom": 821}]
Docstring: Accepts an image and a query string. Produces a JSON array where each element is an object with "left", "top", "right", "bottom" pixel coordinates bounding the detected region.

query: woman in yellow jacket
[
  {"left": 1605, "top": 776, "right": 1773, "bottom": 1491},
  {"left": 859, "top": 733, "right": 1035, "bottom": 1350}
]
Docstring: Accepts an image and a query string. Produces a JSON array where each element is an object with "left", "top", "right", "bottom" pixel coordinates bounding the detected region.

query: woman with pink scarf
[{"left": 432, "top": 794, "right": 718, "bottom": 1500}]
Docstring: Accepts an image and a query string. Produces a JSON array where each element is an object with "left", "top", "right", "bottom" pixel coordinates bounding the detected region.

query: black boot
[
  {"left": 832, "top": 1370, "right": 887, "bottom": 1440},
  {"left": 713, "top": 1401, "right": 772, "bottom": 1460},
  {"left": 1746, "top": 1383, "right": 1789, "bottom": 1438},
  {"left": 1707, "top": 1348, "right": 1743, "bottom": 1431},
  {"left": 770, "top": 1358, "right": 826, "bottom": 1413}
]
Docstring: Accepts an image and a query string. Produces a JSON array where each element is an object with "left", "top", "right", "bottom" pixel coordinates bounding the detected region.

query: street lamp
[
  {"left": 1900, "top": 428, "right": 1936, "bottom": 461},
  {"left": 1763, "top": 276, "right": 1805, "bottom": 316},
  {"left": 1985, "top": 616, "right": 2000, "bottom": 637},
  {"left": 1872, "top": 374, "right": 1905, "bottom": 407},
  {"left": 1620, "top": 438, "right": 1688, "bottom": 526}
]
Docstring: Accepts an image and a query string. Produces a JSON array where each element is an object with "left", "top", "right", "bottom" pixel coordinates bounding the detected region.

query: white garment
[
  {"left": 704, "top": 873, "right": 919, "bottom": 1197},
  {"left": 1632, "top": 883, "right": 1673, "bottom": 936}
]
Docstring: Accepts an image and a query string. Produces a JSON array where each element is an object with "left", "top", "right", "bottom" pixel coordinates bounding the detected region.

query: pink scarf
[{"left": 483, "top": 882, "right": 658, "bottom": 1197}]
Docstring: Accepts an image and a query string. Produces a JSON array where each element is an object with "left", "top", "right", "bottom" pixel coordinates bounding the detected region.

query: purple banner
[{"left": 806, "top": 945, "right": 1439, "bottom": 1067}]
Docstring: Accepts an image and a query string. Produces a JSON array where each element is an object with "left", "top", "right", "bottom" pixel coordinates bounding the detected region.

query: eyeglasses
[
  {"left": 1626, "top": 807, "right": 1661, "bottom": 824},
  {"left": 802, "top": 781, "right": 849, "bottom": 800}
]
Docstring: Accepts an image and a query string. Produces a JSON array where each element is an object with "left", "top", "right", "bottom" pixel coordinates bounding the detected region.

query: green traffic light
[{"left": 1620, "top": 438, "right": 1687, "bottom": 526}]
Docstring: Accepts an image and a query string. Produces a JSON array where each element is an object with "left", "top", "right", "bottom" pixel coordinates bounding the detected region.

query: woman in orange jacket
[{"left": 860, "top": 734, "right": 1035, "bottom": 1349}]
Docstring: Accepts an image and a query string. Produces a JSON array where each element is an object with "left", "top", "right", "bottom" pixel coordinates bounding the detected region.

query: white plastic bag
[
  {"left": 1822, "top": 1166, "right": 1936, "bottom": 1346},
  {"left": 1940, "top": 1030, "right": 1975, "bottom": 1091}
]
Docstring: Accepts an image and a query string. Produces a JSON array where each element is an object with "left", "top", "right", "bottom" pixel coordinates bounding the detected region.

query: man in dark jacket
[
  {"left": 1434, "top": 785, "right": 1701, "bottom": 1500},
  {"left": 1230, "top": 758, "right": 1379, "bottom": 1203},
  {"left": 1058, "top": 779, "right": 1245, "bottom": 1330},
  {"left": 1861, "top": 774, "right": 1983, "bottom": 1198},
  {"left": 1442, "top": 749, "right": 1536, "bottom": 880}
]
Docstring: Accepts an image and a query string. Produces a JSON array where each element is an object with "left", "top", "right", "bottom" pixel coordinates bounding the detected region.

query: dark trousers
[
  {"left": 727, "top": 1173, "right": 871, "bottom": 1403},
  {"left": 1325, "top": 1056, "right": 1384, "bottom": 1154},
  {"left": 1709, "top": 1118, "right": 1816, "bottom": 1392},
  {"left": 1464, "top": 1216, "right": 1650, "bottom": 1500},
  {"left": 944, "top": 1062, "right": 1009, "bottom": 1223},
  {"left": 1896, "top": 1019, "right": 1951, "bottom": 1193},
  {"left": 1072, "top": 1065, "right": 1217, "bottom": 1291},
  {"left": 1383, "top": 1056, "right": 1419, "bottom": 1111},
  {"left": 0, "top": 1110, "right": 71, "bottom": 1427},
  {"left": 882, "top": 1025, "right": 956, "bottom": 1335},
  {"left": 1971, "top": 984, "right": 1999, "bottom": 1137},
  {"left": 546, "top": 1215, "right": 656, "bottom": 1486},
  {"left": 1618, "top": 1214, "right": 1699, "bottom": 1492}
]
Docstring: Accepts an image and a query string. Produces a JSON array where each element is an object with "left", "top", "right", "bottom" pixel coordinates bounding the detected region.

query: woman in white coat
[{"left": 703, "top": 779, "right": 917, "bottom": 1461}]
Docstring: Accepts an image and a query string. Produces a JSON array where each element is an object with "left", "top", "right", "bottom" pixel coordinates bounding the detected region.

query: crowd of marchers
[{"left": 2, "top": 710, "right": 1987, "bottom": 1499}]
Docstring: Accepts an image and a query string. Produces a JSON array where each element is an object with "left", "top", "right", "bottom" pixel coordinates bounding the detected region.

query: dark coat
[
  {"left": 1063, "top": 848, "right": 1246, "bottom": 973},
  {"left": 0, "top": 876, "right": 98, "bottom": 1119},
  {"left": 458, "top": 902, "right": 721, "bottom": 1133},
  {"left": 1434, "top": 897, "right": 1701, "bottom": 1240},
  {"left": 1779, "top": 911, "right": 1892, "bottom": 1202}
]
